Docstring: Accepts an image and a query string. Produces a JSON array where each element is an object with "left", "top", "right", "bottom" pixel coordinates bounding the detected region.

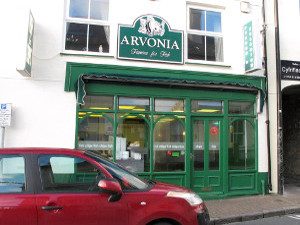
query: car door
[
  {"left": 0, "top": 154, "right": 37, "bottom": 225},
  {"left": 35, "top": 154, "right": 128, "bottom": 225}
]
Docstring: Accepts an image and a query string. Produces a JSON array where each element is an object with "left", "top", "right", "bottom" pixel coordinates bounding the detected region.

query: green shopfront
[{"left": 65, "top": 62, "right": 267, "bottom": 199}]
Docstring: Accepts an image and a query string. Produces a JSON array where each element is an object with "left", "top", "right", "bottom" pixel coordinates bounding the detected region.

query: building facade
[
  {"left": 0, "top": 0, "right": 269, "bottom": 199},
  {"left": 265, "top": 0, "right": 300, "bottom": 194}
]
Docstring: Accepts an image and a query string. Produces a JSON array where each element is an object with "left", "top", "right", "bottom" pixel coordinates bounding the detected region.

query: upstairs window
[
  {"left": 65, "top": 0, "right": 110, "bottom": 54},
  {"left": 187, "top": 6, "right": 223, "bottom": 62}
]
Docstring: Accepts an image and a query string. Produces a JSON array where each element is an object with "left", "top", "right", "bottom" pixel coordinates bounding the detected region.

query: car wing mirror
[{"left": 98, "top": 179, "right": 122, "bottom": 202}]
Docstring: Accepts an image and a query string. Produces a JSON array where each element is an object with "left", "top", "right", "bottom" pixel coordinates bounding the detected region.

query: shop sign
[
  {"left": 154, "top": 142, "right": 185, "bottom": 150},
  {"left": 0, "top": 103, "right": 12, "bottom": 127},
  {"left": 243, "top": 20, "right": 262, "bottom": 72},
  {"left": 17, "top": 11, "right": 35, "bottom": 77},
  {"left": 281, "top": 60, "right": 300, "bottom": 80},
  {"left": 210, "top": 126, "right": 219, "bottom": 136},
  {"left": 78, "top": 141, "right": 113, "bottom": 150},
  {"left": 118, "top": 15, "right": 183, "bottom": 64}
]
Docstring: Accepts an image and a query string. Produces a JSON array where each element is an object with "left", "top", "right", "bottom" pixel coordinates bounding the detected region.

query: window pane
[
  {"left": 209, "top": 121, "right": 220, "bottom": 170},
  {"left": 229, "top": 101, "right": 254, "bottom": 114},
  {"left": 78, "top": 114, "right": 113, "bottom": 160},
  {"left": 116, "top": 116, "right": 150, "bottom": 173},
  {"left": 229, "top": 120, "right": 255, "bottom": 170},
  {"left": 206, "top": 11, "right": 221, "bottom": 32},
  {"left": 88, "top": 25, "right": 110, "bottom": 53},
  {"left": 88, "top": 153, "right": 149, "bottom": 190},
  {"left": 154, "top": 117, "right": 185, "bottom": 172},
  {"left": 193, "top": 120, "right": 204, "bottom": 171},
  {"left": 188, "top": 34, "right": 205, "bottom": 60},
  {"left": 39, "top": 155, "right": 105, "bottom": 192},
  {"left": 118, "top": 97, "right": 150, "bottom": 111},
  {"left": 80, "top": 95, "right": 114, "bottom": 110},
  {"left": 206, "top": 36, "right": 223, "bottom": 62},
  {"left": 155, "top": 98, "right": 184, "bottom": 112},
  {"left": 0, "top": 156, "right": 26, "bottom": 193},
  {"left": 69, "top": 0, "right": 88, "bottom": 18},
  {"left": 191, "top": 100, "right": 223, "bottom": 113},
  {"left": 90, "top": 0, "right": 109, "bottom": 20},
  {"left": 65, "top": 23, "right": 87, "bottom": 51},
  {"left": 190, "top": 8, "right": 205, "bottom": 30}
]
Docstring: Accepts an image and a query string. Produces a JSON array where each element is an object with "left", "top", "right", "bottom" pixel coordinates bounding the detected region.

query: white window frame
[
  {"left": 186, "top": 5, "right": 224, "bottom": 63},
  {"left": 63, "top": 0, "right": 111, "bottom": 56}
]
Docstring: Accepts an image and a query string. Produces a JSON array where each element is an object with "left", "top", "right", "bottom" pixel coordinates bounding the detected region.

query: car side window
[
  {"left": 0, "top": 155, "right": 26, "bottom": 193},
  {"left": 38, "top": 155, "right": 105, "bottom": 193}
]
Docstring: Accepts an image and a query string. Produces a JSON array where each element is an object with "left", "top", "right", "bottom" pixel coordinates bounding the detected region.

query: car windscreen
[{"left": 85, "top": 151, "right": 149, "bottom": 191}]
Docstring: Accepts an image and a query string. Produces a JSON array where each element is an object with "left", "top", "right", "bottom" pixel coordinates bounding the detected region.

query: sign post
[{"left": 0, "top": 103, "right": 12, "bottom": 148}]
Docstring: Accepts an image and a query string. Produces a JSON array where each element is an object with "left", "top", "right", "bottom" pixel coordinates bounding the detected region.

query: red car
[{"left": 0, "top": 148, "right": 210, "bottom": 225}]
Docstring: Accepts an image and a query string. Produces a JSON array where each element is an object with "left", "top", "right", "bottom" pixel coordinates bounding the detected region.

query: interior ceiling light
[
  {"left": 90, "top": 114, "right": 103, "bottom": 118},
  {"left": 89, "top": 107, "right": 110, "bottom": 110},
  {"left": 132, "top": 108, "right": 146, "bottom": 111},
  {"left": 197, "top": 109, "right": 220, "bottom": 113},
  {"left": 160, "top": 118, "right": 174, "bottom": 123},
  {"left": 119, "top": 106, "right": 136, "bottom": 110},
  {"left": 126, "top": 116, "right": 138, "bottom": 119}
]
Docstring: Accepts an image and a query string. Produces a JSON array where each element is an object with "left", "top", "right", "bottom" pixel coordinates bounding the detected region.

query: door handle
[{"left": 41, "top": 206, "right": 63, "bottom": 211}]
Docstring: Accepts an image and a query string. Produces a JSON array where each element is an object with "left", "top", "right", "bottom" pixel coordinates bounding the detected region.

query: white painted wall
[{"left": 0, "top": 0, "right": 76, "bottom": 148}]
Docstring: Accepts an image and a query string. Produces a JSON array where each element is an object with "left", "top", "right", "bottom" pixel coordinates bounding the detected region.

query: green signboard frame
[{"left": 118, "top": 15, "right": 183, "bottom": 64}]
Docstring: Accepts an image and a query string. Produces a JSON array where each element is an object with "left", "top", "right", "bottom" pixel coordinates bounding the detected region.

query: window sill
[
  {"left": 185, "top": 60, "right": 231, "bottom": 68},
  {"left": 60, "top": 51, "right": 115, "bottom": 58}
]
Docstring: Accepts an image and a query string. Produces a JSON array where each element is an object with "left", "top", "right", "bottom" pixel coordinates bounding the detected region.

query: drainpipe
[
  {"left": 262, "top": 0, "right": 272, "bottom": 191},
  {"left": 274, "top": 0, "right": 283, "bottom": 195}
]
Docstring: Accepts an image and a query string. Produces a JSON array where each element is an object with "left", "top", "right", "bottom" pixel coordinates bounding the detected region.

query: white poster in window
[
  {"left": 50, "top": 157, "right": 75, "bottom": 174},
  {"left": 2, "top": 157, "right": 24, "bottom": 174}
]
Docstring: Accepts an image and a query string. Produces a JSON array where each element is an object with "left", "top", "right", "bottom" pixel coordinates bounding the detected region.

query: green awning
[{"left": 74, "top": 73, "right": 266, "bottom": 111}]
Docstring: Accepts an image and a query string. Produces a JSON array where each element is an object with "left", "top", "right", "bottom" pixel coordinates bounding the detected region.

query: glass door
[{"left": 191, "top": 117, "right": 223, "bottom": 194}]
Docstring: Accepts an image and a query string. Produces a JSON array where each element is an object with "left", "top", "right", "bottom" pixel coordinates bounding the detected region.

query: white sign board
[
  {"left": 16, "top": 10, "right": 35, "bottom": 77},
  {"left": 0, "top": 103, "right": 12, "bottom": 127}
]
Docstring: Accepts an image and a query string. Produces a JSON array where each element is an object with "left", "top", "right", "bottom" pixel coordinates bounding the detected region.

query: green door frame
[{"left": 191, "top": 116, "right": 224, "bottom": 197}]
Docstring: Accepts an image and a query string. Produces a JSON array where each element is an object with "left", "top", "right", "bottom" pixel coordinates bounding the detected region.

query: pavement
[{"left": 206, "top": 186, "right": 300, "bottom": 225}]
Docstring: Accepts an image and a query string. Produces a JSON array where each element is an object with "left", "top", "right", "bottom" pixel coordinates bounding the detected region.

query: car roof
[{"left": 0, "top": 147, "right": 85, "bottom": 156}]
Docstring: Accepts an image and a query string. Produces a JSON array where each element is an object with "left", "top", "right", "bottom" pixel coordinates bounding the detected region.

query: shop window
[
  {"left": 229, "top": 119, "right": 255, "bottom": 170},
  {"left": 0, "top": 156, "right": 26, "bottom": 193},
  {"left": 116, "top": 116, "right": 150, "bottom": 173},
  {"left": 154, "top": 117, "right": 185, "bottom": 172},
  {"left": 118, "top": 97, "right": 150, "bottom": 111},
  {"left": 229, "top": 101, "right": 254, "bottom": 114},
  {"left": 187, "top": 7, "right": 223, "bottom": 62},
  {"left": 65, "top": 0, "right": 110, "bottom": 53},
  {"left": 191, "top": 100, "right": 223, "bottom": 113},
  {"left": 78, "top": 113, "right": 113, "bottom": 160},
  {"left": 155, "top": 98, "right": 184, "bottom": 112},
  {"left": 80, "top": 95, "right": 114, "bottom": 110}
]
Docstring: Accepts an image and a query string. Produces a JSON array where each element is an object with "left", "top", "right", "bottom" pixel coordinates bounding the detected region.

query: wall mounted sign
[
  {"left": 244, "top": 21, "right": 255, "bottom": 71},
  {"left": 17, "top": 11, "right": 35, "bottom": 77},
  {"left": 210, "top": 126, "right": 219, "bottom": 136},
  {"left": 243, "top": 20, "right": 262, "bottom": 72},
  {"left": 0, "top": 103, "right": 12, "bottom": 127},
  {"left": 281, "top": 60, "right": 300, "bottom": 80},
  {"left": 118, "top": 15, "right": 183, "bottom": 64}
]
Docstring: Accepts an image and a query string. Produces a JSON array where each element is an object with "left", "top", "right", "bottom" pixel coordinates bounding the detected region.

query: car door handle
[{"left": 41, "top": 206, "right": 63, "bottom": 211}]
